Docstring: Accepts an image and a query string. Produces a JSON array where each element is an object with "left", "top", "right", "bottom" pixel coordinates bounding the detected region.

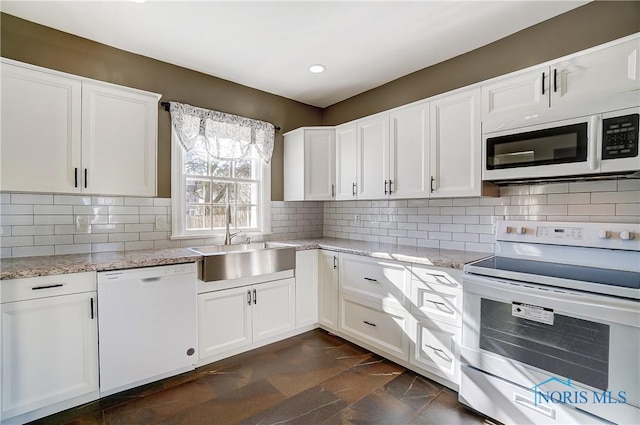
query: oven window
[
  {"left": 479, "top": 298, "right": 609, "bottom": 390},
  {"left": 486, "top": 123, "right": 588, "bottom": 169}
]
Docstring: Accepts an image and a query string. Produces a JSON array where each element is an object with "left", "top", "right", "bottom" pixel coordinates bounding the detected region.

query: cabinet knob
[{"left": 620, "top": 230, "right": 634, "bottom": 241}]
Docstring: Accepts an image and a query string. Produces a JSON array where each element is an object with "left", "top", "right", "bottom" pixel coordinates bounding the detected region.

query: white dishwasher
[{"left": 97, "top": 263, "right": 198, "bottom": 396}]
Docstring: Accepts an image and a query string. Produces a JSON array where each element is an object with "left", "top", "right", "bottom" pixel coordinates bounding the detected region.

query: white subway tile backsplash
[
  {"left": 125, "top": 241, "right": 154, "bottom": 251},
  {"left": 1, "top": 236, "right": 33, "bottom": 247},
  {"left": 568, "top": 204, "right": 616, "bottom": 216},
  {"left": 54, "top": 195, "right": 92, "bottom": 205},
  {"left": 569, "top": 180, "right": 616, "bottom": 193},
  {"left": 34, "top": 215, "right": 73, "bottom": 225},
  {"left": 35, "top": 235, "right": 73, "bottom": 245},
  {"left": 125, "top": 197, "right": 154, "bottom": 206},
  {"left": 34, "top": 205, "right": 72, "bottom": 215},
  {"left": 55, "top": 244, "right": 91, "bottom": 255},
  {"left": 617, "top": 180, "right": 640, "bottom": 191},
  {"left": 92, "top": 242, "right": 124, "bottom": 253},
  {"left": 11, "top": 194, "right": 53, "bottom": 204},
  {"left": 12, "top": 246, "right": 54, "bottom": 257},
  {"left": 1, "top": 205, "right": 33, "bottom": 215},
  {"left": 11, "top": 225, "right": 54, "bottom": 236},
  {"left": 73, "top": 234, "right": 108, "bottom": 244},
  {"left": 1, "top": 180, "right": 639, "bottom": 259},
  {"left": 591, "top": 191, "right": 640, "bottom": 204},
  {"left": 616, "top": 204, "right": 640, "bottom": 216}
]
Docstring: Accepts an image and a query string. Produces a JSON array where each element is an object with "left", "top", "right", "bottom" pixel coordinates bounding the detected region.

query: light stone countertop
[
  {"left": 0, "top": 248, "right": 202, "bottom": 280},
  {"left": 0, "top": 238, "right": 492, "bottom": 280},
  {"left": 268, "top": 237, "right": 492, "bottom": 269}
]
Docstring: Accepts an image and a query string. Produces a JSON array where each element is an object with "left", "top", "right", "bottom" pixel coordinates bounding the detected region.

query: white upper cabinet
[
  {"left": 552, "top": 38, "right": 640, "bottom": 107},
  {"left": 335, "top": 122, "right": 358, "bottom": 200},
  {"left": 0, "top": 60, "right": 160, "bottom": 196},
  {"left": 284, "top": 128, "right": 335, "bottom": 201},
  {"left": 389, "top": 102, "right": 430, "bottom": 199},
  {"left": 82, "top": 81, "right": 158, "bottom": 197},
  {"left": 430, "top": 88, "right": 485, "bottom": 198},
  {"left": 1, "top": 63, "right": 82, "bottom": 193},
  {"left": 482, "top": 36, "right": 640, "bottom": 121},
  {"left": 356, "top": 113, "right": 389, "bottom": 200},
  {"left": 481, "top": 67, "right": 548, "bottom": 121}
]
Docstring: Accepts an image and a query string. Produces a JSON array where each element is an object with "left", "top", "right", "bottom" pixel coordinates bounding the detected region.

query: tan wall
[
  {"left": 321, "top": 1, "right": 640, "bottom": 126},
  {"left": 0, "top": 13, "right": 323, "bottom": 200}
]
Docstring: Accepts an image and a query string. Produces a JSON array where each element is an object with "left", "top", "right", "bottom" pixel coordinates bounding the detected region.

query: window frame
[{"left": 171, "top": 126, "right": 271, "bottom": 240}]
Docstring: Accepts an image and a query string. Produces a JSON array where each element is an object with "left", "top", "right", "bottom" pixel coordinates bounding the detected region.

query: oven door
[
  {"left": 461, "top": 274, "right": 640, "bottom": 424},
  {"left": 482, "top": 115, "right": 599, "bottom": 181}
]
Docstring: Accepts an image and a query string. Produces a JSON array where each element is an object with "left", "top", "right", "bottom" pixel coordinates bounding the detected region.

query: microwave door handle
[{"left": 588, "top": 115, "right": 600, "bottom": 171}]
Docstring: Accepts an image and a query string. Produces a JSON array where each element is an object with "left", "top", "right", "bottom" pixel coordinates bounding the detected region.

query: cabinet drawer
[
  {"left": 1, "top": 272, "right": 97, "bottom": 303},
  {"left": 410, "top": 266, "right": 462, "bottom": 327},
  {"left": 339, "top": 296, "right": 409, "bottom": 361},
  {"left": 411, "top": 316, "right": 460, "bottom": 385},
  {"left": 460, "top": 365, "right": 610, "bottom": 425},
  {"left": 340, "top": 254, "right": 409, "bottom": 308}
]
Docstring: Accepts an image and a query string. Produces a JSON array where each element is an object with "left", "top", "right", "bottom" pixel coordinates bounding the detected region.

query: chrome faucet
[{"left": 224, "top": 204, "right": 240, "bottom": 245}]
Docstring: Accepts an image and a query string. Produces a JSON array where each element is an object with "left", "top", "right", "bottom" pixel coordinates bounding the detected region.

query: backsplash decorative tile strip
[
  {"left": 322, "top": 180, "right": 640, "bottom": 253},
  {"left": 0, "top": 196, "right": 323, "bottom": 258},
  {"left": 1, "top": 180, "right": 638, "bottom": 258}
]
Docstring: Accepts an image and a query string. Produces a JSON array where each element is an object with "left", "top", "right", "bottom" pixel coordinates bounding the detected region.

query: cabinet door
[
  {"left": 429, "top": 88, "right": 482, "bottom": 198},
  {"left": 305, "top": 129, "right": 336, "bottom": 200},
  {"left": 198, "top": 286, "right": 252, "bottom": 359},
  {"left": 339, "top": 253, "right": 409, "bottom": 309},
  {"left": 295, "top": 250, "right": 318, "bottom": 329},
  {"left": 252, "top": 278, "right": 295, "bottom": 342},
  {"left": 552, "top": 38, "right": 640, "bottom": 107},
  {"left": 481, "top": 66, "right": 549, "bottom": 121},
  {"left": 410, "top": 316, "right": 460, "bottom": 386},
  {"left": 389, "top": 103, "right": 430, "bottom": 199},
  {"left": 318, "top": 250, "right": 339, "bottom": 330},
  {"left": 81, "top": 81, "right": 158, "bottom": 196},
  {"left": 356, "top": 114, "right": 389, "bottom": 200},
  {"left": 340, "top": 296, "right": 409, "bottom": 361},
  {"left": 1, "top": 292, "right": 98, "bottom": 420},
  {"left": 335, "top": 123, "right": 358, "bottom": 200},
  {"left": 0, "top": 63, "right": 82, "bottom": 193}
]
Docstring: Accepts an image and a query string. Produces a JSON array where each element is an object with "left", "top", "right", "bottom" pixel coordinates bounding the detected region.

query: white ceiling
[{"left": 1, "top": 1, "right": 589, "bottom": 108}]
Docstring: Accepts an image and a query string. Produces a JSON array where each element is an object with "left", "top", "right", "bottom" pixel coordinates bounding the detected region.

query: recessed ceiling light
[
  {"left": 130, "top": 0, "right": 146, "bottom": 3},
  {"left": 309, "top": 64, "right": 326, "bottom": 74}
]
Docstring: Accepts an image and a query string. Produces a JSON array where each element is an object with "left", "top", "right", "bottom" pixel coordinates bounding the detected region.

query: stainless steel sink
[{"left": 188, "top": 243, "right": 296, "bottom": 282}]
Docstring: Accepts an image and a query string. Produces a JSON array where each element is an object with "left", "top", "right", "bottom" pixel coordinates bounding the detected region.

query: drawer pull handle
[
  {"left": 363, "top": 320, "right": 377, "bottom": 327},
  {"left": 426, "top": 299, "right": 454, "bottom": 314},
  {"left": 363, "top": 277, "right": 378, "bottom": 283},
  {"left": 513, "top": 393, "right": 556, "bottom": 419},
  {"left": 424, "top": 344, "right": 451, "bottom": 361},
  {"left": 32, "top": 284, "right": 64, "bottom": 290}
]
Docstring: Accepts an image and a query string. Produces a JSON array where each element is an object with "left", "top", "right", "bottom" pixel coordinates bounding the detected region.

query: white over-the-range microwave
[{"left": 482, "top": 92, "right": 640, "bottom": 183}]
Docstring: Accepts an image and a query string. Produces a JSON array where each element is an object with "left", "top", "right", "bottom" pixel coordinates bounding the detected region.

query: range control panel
[
  {"left": 602, "top": 113, "right": 638, "bottom": 160},
  {"left": 496, "top": 220, "right": 640, "bottom": 251}
]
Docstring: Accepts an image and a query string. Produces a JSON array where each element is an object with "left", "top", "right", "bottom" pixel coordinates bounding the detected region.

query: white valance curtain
[{"left": 169, "top": 102, "right": 275, "bottom": 164}]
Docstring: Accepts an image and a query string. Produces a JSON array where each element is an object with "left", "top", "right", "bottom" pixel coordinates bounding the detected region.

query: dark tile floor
[{"left": 30, "top": 330, "right": 494, "bottom": 425}]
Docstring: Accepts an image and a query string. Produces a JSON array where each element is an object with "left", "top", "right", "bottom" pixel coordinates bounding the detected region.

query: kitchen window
[{"left": 169, "top": 103, "right": 273, "bottom": 239}]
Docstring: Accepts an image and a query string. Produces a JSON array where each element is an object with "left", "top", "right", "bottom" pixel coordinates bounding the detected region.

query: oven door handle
[{"left": 513, "top": 393, "right": 556, "bottom": 419}]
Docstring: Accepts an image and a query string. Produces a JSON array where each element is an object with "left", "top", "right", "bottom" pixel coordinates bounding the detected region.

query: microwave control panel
[{"left": 602, "top": 113, "right": 638, "bottom": 160}]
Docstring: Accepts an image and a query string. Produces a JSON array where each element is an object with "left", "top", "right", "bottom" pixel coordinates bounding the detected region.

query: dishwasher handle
[{"left": 140, "top": 277, "right": 162, "bottom": 283}]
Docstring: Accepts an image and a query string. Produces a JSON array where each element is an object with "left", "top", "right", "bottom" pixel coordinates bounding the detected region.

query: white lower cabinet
[
  {"left": 197, "top": 277, "right": 295, "bottom": 364},
  {"left": 410, "top": 315, "right": 460, "bottom": 385},
  {"left": 1, "top": 273, "right": 99, "bottom": 424},
  {"left": 295, "top": 250, "right": 319, "bottom": 329},
  {"left": 318, "top": 250, "right": 339, "bottom": 330},
  {"left": 339, "top": 295, "right": 410, "bottom": 361}
]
